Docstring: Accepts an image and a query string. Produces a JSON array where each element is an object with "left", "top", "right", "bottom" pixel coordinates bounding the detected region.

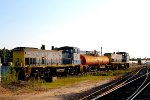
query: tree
[{"left": 0, "top": 48, "right": 13, "bottom": 64}]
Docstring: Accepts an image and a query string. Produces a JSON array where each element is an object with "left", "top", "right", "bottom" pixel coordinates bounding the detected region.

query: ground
[
  {"left": 1, "top": 64, "right": 139, "bottom": 100},
  {"left": 0, "top": 79, "right": 112, "bottom": 100}
]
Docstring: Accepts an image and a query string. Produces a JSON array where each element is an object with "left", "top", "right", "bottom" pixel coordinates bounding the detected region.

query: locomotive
[
  {"left": 12, "top": 46, "right": 130, "bottom": 81},
  {"left": 80, "top": 51, "right": 129, "bottom": 71}
]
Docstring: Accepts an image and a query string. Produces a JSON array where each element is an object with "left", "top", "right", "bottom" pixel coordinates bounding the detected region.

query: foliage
[
  {"left": 0, "top": 48, "right": 13, "bottom": 63},
  {"left": 1, "top": 66, "right": 17, "bottom": 84}
]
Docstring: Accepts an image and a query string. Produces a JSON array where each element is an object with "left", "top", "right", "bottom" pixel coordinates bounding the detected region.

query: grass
[
  {"left": 38, "top": 75, "right": 109, "bottom": 89},
  {"left": 32, "top": 67, "right": 140, "bottom": 89},
  {"left": 1, "top": 64, "right": 143, "bottom": 93},
  {"left": 1, "top": 67, "right": 17, "bottom": 84}
]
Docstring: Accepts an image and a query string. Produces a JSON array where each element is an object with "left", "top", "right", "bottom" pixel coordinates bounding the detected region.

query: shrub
[{"left": 1, "top": 66, "right": 17, "bottom": 84}]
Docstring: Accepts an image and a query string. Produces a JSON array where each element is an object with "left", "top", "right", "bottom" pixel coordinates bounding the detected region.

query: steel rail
[
  {"left": 92, "top": 68, "right": 150, "bottom": 100},
  {"left": 127, "top": 67, "right": 150, "bottom": 100},
  {"left": 130, "top": 82, "right": 150, "bottom": 100},
  {"left": 80, "top": 67, "right": 144, "bottom": 100}
]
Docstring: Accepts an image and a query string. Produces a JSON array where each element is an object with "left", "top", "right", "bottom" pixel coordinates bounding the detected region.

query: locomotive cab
[
  {"left": 55, "top": 46, "right": 80, "bottom": 54},
  {"left": 54, "top": 46, "right": 81, "bottom": 65},
  {"left": 104, "top": 52, "right": 130, "bottom": 70},
  {"left": 116, "top": 52, "right": 130, "bottom": 62}
]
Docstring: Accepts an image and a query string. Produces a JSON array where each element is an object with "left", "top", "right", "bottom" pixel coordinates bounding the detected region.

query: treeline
[{"left": 0, "top": 48, "right": 13, "bottom": 64}]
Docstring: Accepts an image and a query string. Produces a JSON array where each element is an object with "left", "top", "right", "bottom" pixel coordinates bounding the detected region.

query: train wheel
[
  {"left": 74, "top": 66, "right": 80, "bottom": 75},
  {"left": 68, "top": 67, "right": 73, "bottom": 75},
  {"left": 83, "top": 66, "right": 86, "bottom": 72},
  {"left": 44, "top": 69, "right": 52, "bottom": 82},
  {"left": 18, "top": 68, "right": 26, "bottom": 80},
  {"left": 30, "top": 69, "right": 40, "bottom": 80},
  {"left": 63, "top": 68, "right": 68, "bottom": 76},
  {"left": 44, "top": 76, "right": 52, "bottom": 82},
  {"left": 105, "top": 65, "right": 109, "bottom": 71}
]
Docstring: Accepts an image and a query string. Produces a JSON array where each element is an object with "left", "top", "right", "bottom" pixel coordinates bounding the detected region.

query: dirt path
[{"left": 0, "top": 79, "right": 111, "bottom": 100}]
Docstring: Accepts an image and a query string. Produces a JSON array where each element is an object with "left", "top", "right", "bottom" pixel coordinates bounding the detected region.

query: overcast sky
[{"left": 0, "top": 0, "right": 150, "bottom": 58}]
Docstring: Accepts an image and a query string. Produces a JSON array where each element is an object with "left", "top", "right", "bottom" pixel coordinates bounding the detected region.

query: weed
[{"left": 1, "top": 66, "right": 17, "bottom": 84}]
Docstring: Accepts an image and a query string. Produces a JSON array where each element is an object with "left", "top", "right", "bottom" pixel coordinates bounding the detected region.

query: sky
[{"left": 0, "top": 0, "right": 150, "bottom": 58}]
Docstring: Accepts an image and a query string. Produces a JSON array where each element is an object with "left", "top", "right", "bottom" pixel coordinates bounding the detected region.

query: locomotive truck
[{"left": 12, "top": 46, "right": 130, "bottom": 81}]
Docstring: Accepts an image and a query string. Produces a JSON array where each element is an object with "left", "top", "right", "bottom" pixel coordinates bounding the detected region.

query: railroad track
[
  {"left": 135, "top": 81, "right": 150, "bottom": 99},
  {"left": 127, "top": 67, "right": 150, "bottom": 100},
  {"left": 67, "top": 66, "right": 145, "bottom": 100},
  {"left": 91, "top": 66, "right": 150, "bottom": 100}
]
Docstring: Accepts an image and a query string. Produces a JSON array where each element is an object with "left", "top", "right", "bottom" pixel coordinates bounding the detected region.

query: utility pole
[
  {"left": 3, "top": 47, "right": 6, "bottom": 63},
  {"left": 101, "top": 47, "right": 102, "bottom": 56}
]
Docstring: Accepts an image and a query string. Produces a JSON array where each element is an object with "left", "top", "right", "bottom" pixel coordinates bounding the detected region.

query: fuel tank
[{"left": 80, "top": 55, "right": 109, "bottom": 66}]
